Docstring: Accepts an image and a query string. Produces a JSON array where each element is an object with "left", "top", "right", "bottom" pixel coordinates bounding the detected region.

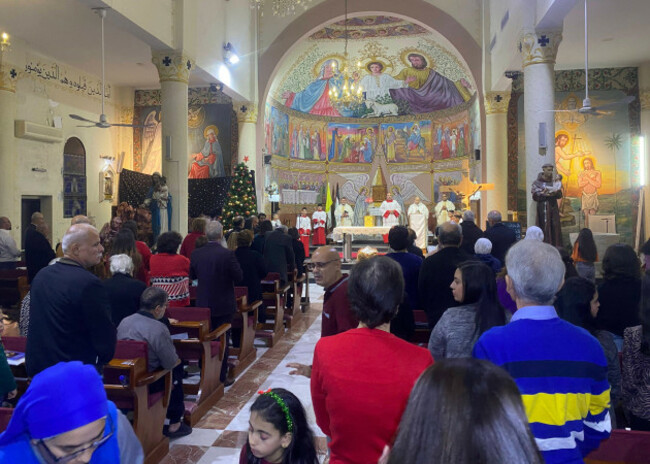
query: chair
[
  {"left": 165, "top": 306, "right": 230, "bottom": 426},
  {"left": 412, "top": 310, "right": 431, "bottom": 346},
  {"left": 585, "top": 429, "right": 650, "bottom": 464},
  {"left": 285, "top": 269, "right": 305, "bottom": 329},
  {"left": 229, "top": 287, "right": 261, "bottom": 378},
  {"left": 257, "top": 272, "right": 289, "bottom": 347},
  {"left": 103, "top": 340, "right": 172, "bottom": 464},
  {"left": 2, "top": 336, "right": 28, "bottom": 397},
  {"left": 0, "top": 269, "right": 29, "bottom": 308},
  {"left": 0, "top": 407, "right": 12, "bottom": 433}
]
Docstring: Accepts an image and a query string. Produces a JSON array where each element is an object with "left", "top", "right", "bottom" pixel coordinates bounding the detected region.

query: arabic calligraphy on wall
[{"left": 23, "top": 53, "right": 111, "bottom": 99}]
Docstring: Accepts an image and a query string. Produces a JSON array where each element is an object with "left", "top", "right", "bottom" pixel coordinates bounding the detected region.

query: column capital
[
  {"left": 484, "top": 92, "right": 511, "bottom": 114},
  {"left": 0, "top": 64, "right": 19, "bottom": 93},
  {"left": 152, "top": 51, "right": 194, "bottom": 84},
  {"left": 235, "top": 102, "right": 258, "bottom": 123},
  {"left": 640, "top": 89, "right": 650, "bottom": 111},
  {"left": 519, "top": 30, "right": 562, "bottom": 68}
]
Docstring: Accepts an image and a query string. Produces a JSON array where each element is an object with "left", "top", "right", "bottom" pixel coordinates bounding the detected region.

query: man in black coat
[
  {"left": 459, "top": 210, "right": 484, "bottom": 255},
  {"left": 26, "top": 223, "right": 116, "bottom": 377},
  {"left": 484, "top": 210, "right": 518, "bottom": 264},
  {"left": 190, "top": 220, "right": 243, "bottom": 383},
  {"left": 263, "top": 226, "right": 295, "bottom": 284},
  {"left": 24, "top": 212, "right": 56, "bottom": 283},
  {"left": 418, "top": 222, "right": 472, "bottom": 328},
  {"left": 103, "top": 254, "right": 147, "bottom": 326}
]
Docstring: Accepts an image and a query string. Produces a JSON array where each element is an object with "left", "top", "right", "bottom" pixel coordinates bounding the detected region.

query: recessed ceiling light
[
  {"left": 136, "top": 62, "right": 145, "bottom": 66},
  {"left": 602, "top": 37, "right": 614, "bottom": 42}
]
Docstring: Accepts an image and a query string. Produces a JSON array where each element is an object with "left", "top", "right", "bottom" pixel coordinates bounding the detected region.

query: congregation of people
[{"left": 1, "top": 203, "right": 650, "bottom": 464}]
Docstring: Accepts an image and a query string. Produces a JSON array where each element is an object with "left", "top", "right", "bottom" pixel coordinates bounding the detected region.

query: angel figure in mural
[
  {"left": 390, "top": 185, "right": 407, "bottom": 226},
  {"left": 282, "top": 59, "right": 344, "bottom": 117},
  {"left": 189, "top": 125, "right": 225, "bottom": 178},
  {"left": 390, "top": 53, "right": 471, "bottom": 114},
  {"left": 340, "top": 174, "right": 371, "bottom": 226},
  {"left": 141, "top": 110, "right": 162, "bottom": 174},
  {"left": 353, "top": 61, "right": 405, "bottom": 102}
]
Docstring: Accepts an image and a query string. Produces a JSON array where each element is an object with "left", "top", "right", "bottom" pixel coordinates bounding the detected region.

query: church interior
[{"left": 2, "top": 0, "right": 650, "bottom": 462}]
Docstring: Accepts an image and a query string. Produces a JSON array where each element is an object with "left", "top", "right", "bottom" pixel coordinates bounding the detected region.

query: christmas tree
[{"left": 223, "top": 162, "right": 258, "bottom": 228}]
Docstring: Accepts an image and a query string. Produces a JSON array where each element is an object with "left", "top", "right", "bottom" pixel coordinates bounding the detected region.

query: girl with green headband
[{"left": 241, "top": 388, "right": 318, "bottom": 464}]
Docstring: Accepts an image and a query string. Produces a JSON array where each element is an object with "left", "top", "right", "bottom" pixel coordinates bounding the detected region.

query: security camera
[{"left": 504, "top": 70, "right": 521, "bottom": 80}]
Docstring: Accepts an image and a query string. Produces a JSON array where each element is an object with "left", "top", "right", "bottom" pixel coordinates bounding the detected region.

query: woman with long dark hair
[
  {"left": 384, "top": 359, "right": 543, "bottom": 464},
  {"left": 572, "top": 228, "right": 598, "bottom": 282},
  {"left": 555, "top": 276, "right": 621, "bottom": 427},
  {"left": 596, "top": 244, "right": 641, "bottom": 344},
  {"left": 622, "top": 273, "right": 650, "bottom": 431},
  {"left": 428, "top": 261, "right": 506, "bottom": 359},
  {"left": 241, "top": 388, "right": 318, "bottom": 464}
]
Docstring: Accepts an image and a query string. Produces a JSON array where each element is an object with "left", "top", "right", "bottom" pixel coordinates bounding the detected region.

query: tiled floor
[{"left": 160, "top": 284, "right": 326, "bottom": 464}]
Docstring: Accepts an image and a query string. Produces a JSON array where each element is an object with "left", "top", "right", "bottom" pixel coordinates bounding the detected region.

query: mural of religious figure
[
  {"left": 384, "top": 126, "right": 397, "bottom": 162},
  {"left": 577, "top": 157, "right": 602, "bottom": 226},
  {"left": 282, "top": 59, "right": 344, "bottom": 117},
  {"left": 189, "top": 125, "right": 224, "bottom": 178},
  {"left": 311, "top": 128, "right": 321, "bottom": 160},
  {"left": 407, "top": 124, "right": 425, "bottom": 159},
  {"left": 353, "top": 61, "right": 405, "bottom": 102},
  {"left": 390, "top": 53, "right": 471, "bottom": 113}
]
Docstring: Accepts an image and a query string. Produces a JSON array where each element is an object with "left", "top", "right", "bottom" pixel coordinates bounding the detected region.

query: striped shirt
[{"left": 473, "top": 306, "right": 611, "bottom": 464}]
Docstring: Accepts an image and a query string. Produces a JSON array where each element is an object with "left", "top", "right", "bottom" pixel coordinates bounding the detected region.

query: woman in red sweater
[
  {"left": 311, "top": 256, "right": 433, "bottom": 464},
  {"left": 180, "top": 217, "right": 206, "bottom": 259},
  {"left": 149, "top": 231, "right": 190, "bottom": 307}
]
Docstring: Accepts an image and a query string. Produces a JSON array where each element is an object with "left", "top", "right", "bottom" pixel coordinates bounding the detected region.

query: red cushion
[
  {"left": 585, "top": 430, "right": 650, "bottom": 463},
  {"left": 147, "top": 391, "right": 164, "bottom": 408},
  {"left": 235, "top": 287, "right": 248, "bottom": 299},
  {"left": 115, "top": 340, "right": 148, "bottom": 363},
  {"left": 210, "top": 340, "right": 221, "bottom": 358},
  {"left": 2, "top": 336, "right": 27, "bottom": 352},
  {"left": 166, "top": 306, "right": 210, "bottom": 323},
  {"left": 0, "top": 408, "right": 12, "bottom": 433},
  {"left": 264, "top": 272, "right": 281, "bottom": 281}
]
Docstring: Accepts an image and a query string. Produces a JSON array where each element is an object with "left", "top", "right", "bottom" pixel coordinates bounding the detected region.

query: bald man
[
  {"left": 26, "top": 223, "right": 116, "bottom": 377},
  {"left": 24, "top": 212, "right": 56, "bottom": 282},
  {"left": 287, "top": 246, "right": 358, "bottom": 377},
  {"left": 0, "top": 217, "right": 21, "bottom": 270},
  {"left": 56, "top": 215, "right": 92, "bottom": 257}
]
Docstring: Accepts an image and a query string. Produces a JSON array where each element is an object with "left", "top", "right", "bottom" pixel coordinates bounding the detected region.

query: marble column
[
  {"left": 0, "top": 65, "right": 18, "bottom": 240},
  {"left": 235, "top": 102, "right": 258, "bottom": 167},
  {"left": 519, "top": 30, "right": 562, "bottom": 227},
  {"left": 484, "top": 91, "right": 511, "bottom": 217},
  {"left": 152, "top": 51, "right": 193, "bottom": 236}
]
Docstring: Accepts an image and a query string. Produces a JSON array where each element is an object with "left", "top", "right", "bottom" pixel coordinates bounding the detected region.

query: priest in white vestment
[
  {"left": 335, "top": 197, "right": 354, "bottom": 227},
  {"left": 434, "top": 193, "right": 455, "bottom": 225},
  {"left": 407, "top": 196, "right": 429, "bottom": 250}
]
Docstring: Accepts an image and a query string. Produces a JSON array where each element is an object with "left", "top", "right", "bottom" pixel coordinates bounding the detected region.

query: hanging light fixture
[{"left": 328, "top": 0, "right": 364, "bottom": 112}]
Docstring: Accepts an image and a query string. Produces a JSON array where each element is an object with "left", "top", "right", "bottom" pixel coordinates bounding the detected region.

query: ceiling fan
[
  {"left": 69, "top": 8, "right": 151, "bottom": 129},
  {"left": 551, "top": 0, "right": 634, "bottom": 116}
]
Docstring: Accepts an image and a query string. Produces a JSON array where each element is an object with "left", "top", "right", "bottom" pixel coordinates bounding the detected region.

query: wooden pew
[
  {"left": 257, "top": 272, "right": 289, "bottom": 347},
  {"left": 103, "top": 340, "right": 172, "bottom": 464},
  {"left": 284, "top": 269, "right": 305, "bottom": 329},
  {"left": 585, "top": 429, "right": 650, "bottom": 464},
  {"left": 165, "top": 306, "right": 230, "bottom": 426},
  {"left": 0, "top": 407, "right": 12, "bottom": 433},
  {"left": 230, "top": 287, "right": 261, "bottom": 378},
  {"left": 412, "top": 310, "right": 431, "bottom": 346},
  {"left": 2, "top": 336, "right": 28, "bottom": 398},
  {"left": 0, "top": 269, "right": 29, "bottom": 308}
]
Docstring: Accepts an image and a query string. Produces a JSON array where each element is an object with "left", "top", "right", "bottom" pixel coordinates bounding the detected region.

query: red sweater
[
  {"left": 135, "top": 241, "right": 151, "bottom": 284},
  {"left": 180, "top": 232, "right": 204, "bottom": 259},
  {"left": 321, "top": 276, "right": 358, "bottom": 337},
  {"left": 149, "top": 253, "right": 190, "bottom": 307},
  {"left": 311, "top": 328, "right": 433, "bottom": 464}
]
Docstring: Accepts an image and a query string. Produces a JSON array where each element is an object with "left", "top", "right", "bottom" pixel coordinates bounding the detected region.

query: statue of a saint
[{"left": 531, "top": 164, "right": 563, "bottom": 246}]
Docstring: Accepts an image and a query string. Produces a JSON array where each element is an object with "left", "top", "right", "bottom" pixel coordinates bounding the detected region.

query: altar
[{"left": 333, "top": 226, "right": 391, "bottom": 262}]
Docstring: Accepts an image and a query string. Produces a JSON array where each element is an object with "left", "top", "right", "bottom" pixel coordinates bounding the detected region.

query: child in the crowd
[
  {"left": 271, "top": 212, "right": 282, "bottom": 230},
  {"left": 240, "top": 388, "right": 318, "bottom": 464}
]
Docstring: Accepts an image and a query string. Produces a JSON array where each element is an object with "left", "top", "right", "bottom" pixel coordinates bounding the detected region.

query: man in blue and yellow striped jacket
[{"left": 474, "top": 240, "right": 610, "bottom": 464}]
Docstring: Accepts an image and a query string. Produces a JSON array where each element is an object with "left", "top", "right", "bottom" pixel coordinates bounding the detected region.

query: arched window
[{"left": 62, "top": 137, "right": 87, "bottom": 218}]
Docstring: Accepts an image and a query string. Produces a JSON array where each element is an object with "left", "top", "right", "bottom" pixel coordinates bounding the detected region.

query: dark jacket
[
  {"left": 460, "top": 221, "right": 484, "bottom": 255},
  {"left": 190, "top": 242, "right": 243, "bottom": 321},
  {"left": 484, "top": 222, "right": 517, "bottom": 264},
  {"left": 386, "top": 252, "right": 421, "bottom": 341},
  {"left": 418, "top": 246, "right": 472, "bottom": 329},
  {"left": 251, "top": 234, "right": 266, "bottom": 254},
  {"left": 24, "top": 224, "right": 56, "bottom": 283},
  {"left": 26, "top": 259, "right": 116, "bottom": 377},
  {"left": 263, "top": 230, "right": 295, "bottom": 283},
  {"left": 596, "top": 277, "right": 642, "bottom": 337},
  {"left": 477, "top": 253, "right": 502, "bottom": 274},
  {"left": 407, "top": 244, "right": 424, "bottom": 259},
  {"left": 103, "top": 273, "right": 147, "bottom": 327},
  {"left": 235, "top": 246, "right": 267, "bottom": 304},
  {"left": 292, "top": 239, "right": 306, "bottom": 277}
]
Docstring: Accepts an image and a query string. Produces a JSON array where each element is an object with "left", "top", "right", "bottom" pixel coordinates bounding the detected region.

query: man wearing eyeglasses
[{"left": 288, "top": 246, "right": 358, "bottom": 378}]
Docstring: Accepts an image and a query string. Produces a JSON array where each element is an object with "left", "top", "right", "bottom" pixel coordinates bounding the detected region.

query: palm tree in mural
[{"left": 604, "top": 133, "right": 622, "bottom": 213}]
